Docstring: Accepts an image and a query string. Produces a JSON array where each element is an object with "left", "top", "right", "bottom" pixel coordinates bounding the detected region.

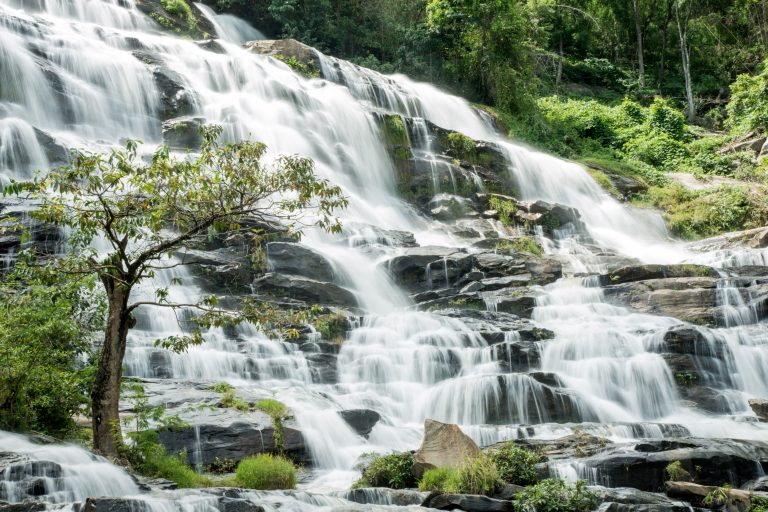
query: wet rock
[
  {"left": 305, "top": 352, "right": 339, "bottom": 384},
  {"left": 252, "top": 273, "right": 358, "bottom": 308},
  {"left": 598, "top": 265, "right": 718, "bottom": 287},
  {"left": 412, "top": 419, "right": 480, "bottom": 477},
  {"left": 749, "top": 398, "right": 768, "bottom": 421},
  {"left": 33, "top": 128, "right": 68, "bottom": 164},
  {"left": 512, "top": 432, "right": 610, "bottom": 461},
  {"left": 665, "top": 481, "right": 766, "bottom": 510},
  {"left": 492, "top": 375, "right": 591, "bottom": 424},
  {"left": 135, "top": 0, "right": 215, "bottom": 38},
  {"left": 338, "top": 409, "right": 381, "bottom": 438},
  {"left": 423, "top": 493, "right": 515, "bottom": 512},
  {"left": 195, "top": 39, "right": 227, "bottom": 54},
  {"left": 344, "top": 488, "right": 429, "bottom": 506},
  {"left": 382, "top": 246, "right": 473, "bottom": 292},
  {"left": 134, "top": 51, "right": 197, "bottom": 120},
  {"left": 246, "top": 39, "right": 321, "bottom": 75},
  {"left": 428, "top": 194, "right": 478, "bottom": 220},
  {"left": 176, "top": 246, "right": 252, "bottom": 294},
  {"left": 483, "top": 291, "right": 538, "bottom": 318},
  {"left": 156, "top": 420, "right": 310, "bottom": 466},
  {"left": 688, "top": 226, "right": 768, "bottom": 252},
  {"left": 594, "top": 486, "right": 691, "bottom": 512},
  {"left": 217, "top": 497, "right": 266, "bottom": 512},
  {"left": 266, "top": 242, "right": 337, "bottom": 282},
  {"left": 603, "top": 277, "right": 718, "bottom": 324},
  {"left": 490, "top": 341, "right": 541, "bottom": 372},
  {"left": 578, "top": 438, "right": 768, "bottom": 491},
  {"left": 742, "top": 476, "right": 768, "bottom": 491},
  {"left": 162, "top": 116, "right": 205, "bottom": 149},
  {"left": 83, "top": 498, "right": 149, "bottom": 512},
  {"left": 433, "top": 309, "right": 554, "bottom": 342},
  {"left": 0, "top": 503, "right": 47, "bottom": 512}
]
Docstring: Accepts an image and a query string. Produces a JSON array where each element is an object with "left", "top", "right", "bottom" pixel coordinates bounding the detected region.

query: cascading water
[{"left": 1, "top": 0, "right": 767, "bottom": 507}]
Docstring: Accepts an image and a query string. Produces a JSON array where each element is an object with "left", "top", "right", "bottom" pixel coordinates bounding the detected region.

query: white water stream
[{"left": 1, "top": 0, "right": 766, "bottom": 506}]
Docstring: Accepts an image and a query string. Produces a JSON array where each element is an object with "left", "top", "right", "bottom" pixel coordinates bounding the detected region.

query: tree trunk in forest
[
  {"left": 632, "top": 0, "right": 645, "bottom": 88},
  {"left": 675, "top": 4, "right": 695, "bottom": 120},
  {"left": 91, "top": 277, "right": 132, "bottom": 458},
  {"left": 658, "top": 0, "right": 672, "bottom": 88},
  {"left": 556, "top": 35, "right": 563, "bottom": 88}
]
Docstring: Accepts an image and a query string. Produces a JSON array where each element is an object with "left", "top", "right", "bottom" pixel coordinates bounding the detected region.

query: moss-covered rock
[
  {"left": 246, "top": 39, "right": 322, "bottom": 77},
  {"left": 137, "top": 0, "right": 214, "bottom": 39}
]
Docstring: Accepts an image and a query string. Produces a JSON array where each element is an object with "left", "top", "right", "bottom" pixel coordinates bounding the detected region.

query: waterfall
[{"left": 1, "top": 0, "right": 767, "bottom": 505}]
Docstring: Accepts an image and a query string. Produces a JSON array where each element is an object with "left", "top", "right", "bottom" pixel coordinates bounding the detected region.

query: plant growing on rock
[
  {"left": 235, "top": 453, "right": 297, "bottom": 490},
  {"left": 488, "top": 442, "right": 544, "bottom": 485},
  {"left": 665, "top": 461, "right": 692, "bottom": 482},
  {"left": 315, "top": 310, "right": 349, "bottom": 343},
  {"left": 419, "top": 467, "right": 456, "bottom": 492},
  {"left": 703, "top": 485, "right": 732, "bottom": 508},
  {"left": 256, "top": 398, "right": 289, "bottom": 453},
  {"left": 4, "top": 125, "right": 347, "bottom": 457},
  {"left": 444, "top": 453, "right": 502, "bottom": 496},
  {"left": 514, "top": 479, "right": 598, "bottom": 512},
  {"left": 747, "top": 496, "right": 768, "bottom": 512},
  {"left": 354, "top": 451, "right": 416, "bottom": 489}
]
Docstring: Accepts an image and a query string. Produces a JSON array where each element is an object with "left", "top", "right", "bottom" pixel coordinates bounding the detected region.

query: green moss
[
  {"left": 256, "top": 399, "right": 289, "bottom": 453},
  {"left": 587, "top": 168, "right": 620, "bottom": 197},
  {"left": 235, "top": 454, "right": 297, "bottom": 490},
  {"left": 273, "top": 54, "right": 320, "bottom": 79},
  {"left": 665, "top": 461, "right": 692, "bottom": 482}
]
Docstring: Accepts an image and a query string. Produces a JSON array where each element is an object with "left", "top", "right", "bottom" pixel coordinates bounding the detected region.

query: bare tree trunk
[
  {"left": 632, "top": 0, "right": 645, "bottom": 88},
  {"left": 91, "top": 277, "right": 132, "bottom": 458},
  {"left": 675, "top": 3, "right": 695, "bottom": 120}
]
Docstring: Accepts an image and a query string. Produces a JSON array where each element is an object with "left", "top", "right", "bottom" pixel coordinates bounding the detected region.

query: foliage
[
  {"left": 418, "top": 467, "right": 456, "bottom": 491},
  {"left": 256, "top": 398, "right": 289, "bottom": 453},
  {"left": 443, "top": 453, "right": 502, "bottom": 496},
  {"left": 354, "top": 451, "right": 416, "bottom": 489},
  {"left": 748, "top": 497, "right": 768, "bottom": 512},
  {"left": 489, "top": 442, "right": 544, "bottom": 485},
  {"left": 508, "top": 236, "right": 544, "bottom": 257},
  {"left": 235, "top": 454, "right": 297, "bottom": 490},
  {"left": 220, "top": 389, "right": 250, "bottom": 411},
  {"left": 727, "top": 61, "right": 768, "bottom": 135},
  {"left": 315, "top": 311, "right": 349, "bottom": 343},
  {"left": 489, "top": 196, "right": 519, "bottom": 226},
  {"left": 4, "top": 125, "right": 347, "bottom": 454},
  {"left": 702, "top": 485, "right": 731, "bottom": 507},
  {"left": 273, "top": 54, "right": 320, "bottom": 78},
  {"left": 0, "top": 260, "right": 102, "bottom": 437},
  {"left": 664, "top": 461, "right": 692, "bottom": 482},
  {"left": 514, "top": 479, "right": 599, "bottom": 512}
]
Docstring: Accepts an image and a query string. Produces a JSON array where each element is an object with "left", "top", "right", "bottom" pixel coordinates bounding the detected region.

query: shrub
[
  {"left": 726, "top": 61, "right": 768, "bottom": 134},
  {"left": 236, "top": 454, "right": 297, "bottom": 490},
  {"left": 748, "top": 496, "right": 768, "bottom": 512},
  {"left": 489, "top": 442, "right": 544, "bottom": 485},
  {"left": 211, "top": 382, "right": 234, "bottom": 394},
  {"left": 315, "top": 311, "right": 349, "bottom": 343},
  {"left": 702, "top": 485, "right": 731, "bottom": 507},
  {"left": 354, "top": 452, "right": 416, "bottom": 489},
  {"left": 140, "top": 445, "right": 211, "bottom": 488},
  {"left": 623, "top": 133, "right": 690, "bottom": 170},
  {"left": 419, "top": 467, "right": 456, "bottom": 492},
  {"left": 514, "top": 479, "right": 599, "bottom": 512},
  {"left": 665, "top": 461, "right": 692, "bottom": 482},
  {"left": 220, "top": 388, "right": 250, "bottom": 411},
  {"left": 256, "top": 399, "right": 289, "bottom": 453},
  {"left": 444, "top": 453, "right": 502, "bottom": 496},
  {"left": 649, "top": 98, "right": 689, "bottom": 141},
  {"left": 509, "top": 236, "right": 544, "bottom": 257},
  {"left": 489, "top": 196, "right": 519, "bottom": 226}
]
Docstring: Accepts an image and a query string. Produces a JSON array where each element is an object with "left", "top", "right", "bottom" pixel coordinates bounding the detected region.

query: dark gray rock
[
  {"left": 343, "top": 488, "right": 428, "bottom": 506},
  {"left": 83, "top": 498, "right": 149, "bottom": 512},
  {"left": 338, "top": 409, "right": 381, "bottom": 438},
  {"left": 0, "top": 503, "right": 47, "bottom": 512},
  {"left": 423, "top": 493, "right": 515, "bottom": 512},
  {"left": 157, "top": 421, "right": 309, "bottom": 466},
  {"left": 749, "top": 398, "right": 768, "bottom": 421},
  {"left": 252, "top": 273, "right": 358, "bottom": 308},
  {"left": 382, "top": 246, "right": 473, "bottom": 292},
  {"left": 162, "top": 116, "right": 205, "bottom": 149},
  {"left": 266, "top": 242, "right": 337, "bottom": 282},
  {"left": 598, "top": 265, "right": 718, "bottom": 287}
]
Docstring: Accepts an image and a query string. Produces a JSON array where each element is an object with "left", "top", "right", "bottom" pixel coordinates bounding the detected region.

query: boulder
[
  {"left": 598, "top": 265, "right": 718, "bottom": 287},
  {"left": 517, "top": 200, "right": 586, "bottom": 235},
  {"left": 423, "top": 493, "right": 515, "bottom": 512},
  {"left": 749, "top": 398, "right": 768, "bottom": 421},
  {"left": 266, "top": 242, "right": 337, "bottom": 282},
  {"left": 412, "top": 420, "right": 480, "bottom": 477},
  {"left": 246, "top": 39, "right": 320, "bottom": 75},
  {"left": 0, "top": 503, "right": 47, "bottom": 512},
  {"left": 383, "top": 247, "right": 473, "bottom": 292},
  {"left": 484, "top": 292, "right": 538, "bottom": 318},
  {"left": 33, "top": 128, "right": 68, "bottom": 165},
  {"left": 156, "top": 420, "right": 310, "bottom": 466},
  {"left": 665, "top": 481, "right": 766, "bottom": 511},
  {"left": 83, "top": 498, "right": 149, "bottom": 512},
  {"left": 338, "top": 409, "right": 381, "bottom": 438},
  {"left": 512, "top": 431, "right": 611, "bottom": 461},
  {"left": 593, "top": 486, "right": 691, "bottom": 512},
  {"left": 162, "top": 116, "right": 205, "bottom": 149},
  {"left": 344, "top": 488, "right": 429, "bottom": 506},
  {"left": 134, "top": 51, "right": 197, "bottom": 119},
  {"left": 252, "top": 273, "right": 358, "bottom": 308}
]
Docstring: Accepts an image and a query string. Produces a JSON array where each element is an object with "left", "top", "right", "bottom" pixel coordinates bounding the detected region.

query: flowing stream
[{"left": 1, "top": 0, "right": 767, "bottom": 508}]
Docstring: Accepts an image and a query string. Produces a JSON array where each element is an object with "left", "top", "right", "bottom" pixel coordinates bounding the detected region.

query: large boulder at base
[
  {"left": 750, "top": 398, "right": 768, "bottom": 421},
  {"left": 266, "top": 242, "right": 337, "bottom": 282},
  {"left": 246, "top": 39, "right": 320, "bottom": 75},
  {"left": 252, "top": 272, "right": 358, "bottom": 308},
  {"left": 338, "top": 409, "right": 381, "bottom": 438},
  {"left": 577, "top": 438, "right": 768, "bottom": 491},
  {"left": 422, "top": 493, "right": 515, "bottom": 512},
  {"left": 412, "top": 419, "right": 480, "bottom": 477}
]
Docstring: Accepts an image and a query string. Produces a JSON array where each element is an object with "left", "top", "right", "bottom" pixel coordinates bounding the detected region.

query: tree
[
  {"left": 4, "top": 126, "right": 347, "bottom": 457},
  {"left": 675, "top": 0, "right": 696, "bottom": 120}
]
